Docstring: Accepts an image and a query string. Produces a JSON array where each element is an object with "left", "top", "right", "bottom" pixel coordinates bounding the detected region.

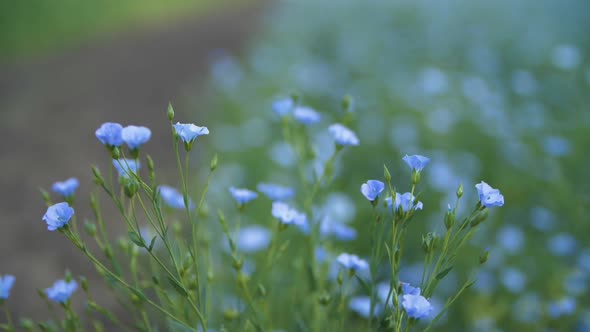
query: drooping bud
[
  {"left": 479, "top": 248, "right": 490, "bottom": 265},
  {"left": 456, "top": 183, "right": 463, "bottom": 198},
  {"left": 470, "top": 208, "right": 489, "bottom": 227},
  {"left": 167, "top": 103, "right": 175, "bottom": 122},
  {"left": 84, "top": 222, "right": 97, "bottom": 237}
]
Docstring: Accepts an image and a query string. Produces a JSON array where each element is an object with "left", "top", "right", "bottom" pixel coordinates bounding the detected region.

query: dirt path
[{"left": 0, "top": 3, "right": 265, "bottom": 317}]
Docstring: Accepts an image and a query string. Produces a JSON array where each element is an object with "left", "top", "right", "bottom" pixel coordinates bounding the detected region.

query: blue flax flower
[
  {"left": 42, "top": 202, "right": 74, "bottom": 231},
  {"left": 257, "top": 183, "right": 295, "bottom": 201},
  {"left": 0, "top": 275, "right": 15, "bottom": 299},
  {"left": 403, "top": 154, "right": 430, "bottom": 172},
  {"left": 45, "top": 279, "right": 77, "bottom": 304},
  {"left": 293, "top": 106, "right": 321, "bottom": 125},
  {"left": 235, "top": 225, "right": 271, "bottom": 253},
  {"left": 320, "top": 218, "right": 357, "bottom": 241},
  {"left": 329, "top": 123, "right": 360, "bottom": 146},
  {"left": 386, "top": 192, "right": 423, "bottom": 212},
  {"left": 272, "top": 97, "right": 294, "bottom": 117},
  {"left": 401, "top": 283, "right": 432, "bottom": 320},
  {"left": 95, "top": 122, "right": 123, "bottom": 147},
  {"left": 360, "top": 180, "right": 385, "bottom": 201},
  {"left": 158, "top": 185, "right": 194, "bottom": 210},
  {"left": 113, "top": 159, "right": 140, "bottom": 179},
  {"left": 229, "top": 187, "right": 258, "bottom": 205},
  {"left": 271, "top": 202, "right": 307, "bottom": 229},
  {"left": 51, "top": 178, "right": 79, "bottom": 198},
  {"left": 122, "top": 125, "right": 152, "bottom": 149},
  {"left": 475, "top": 181, "right": 504, "bottom": 208},
  {"left": 337, "top": 253, "right": 369, "bottom": 272},
  {"left": 173, "top": 123, "right": 209, "bottom": 143}
]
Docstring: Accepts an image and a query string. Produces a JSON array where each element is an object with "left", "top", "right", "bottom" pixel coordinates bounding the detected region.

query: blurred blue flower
[
  {"left": 577, "top": 249, "right": 590, "bottom": 272},
  {"left": 51, "top": 178, "right": 79, "bottom": 198},
  {"left": 328, "top": 123, "right": 360, "bottom": 146},
  {"left": 496, "top": 225, "right": 525, "bottom": 254},
  {"left": 360, "top": 180, "right": 385, "bottom": 201},
  {"left": 257, "top": 183, "right": 295, "bottom": 201},
  {"left": 401, "top": 288, "right": 433, "bottom": 320},
  {"left": 45, "top": 279, "right": 77, "bottom": 303},
  {"left": 513, "top": 293, "right": 542, "bottom": 323},
  {"left": 113, "top": 159, "right": 140, "bottom": 179},
  {"left": 42, "top": 202, "right": 74, "bottom": 231},
  {"left": 158, "top": 185, "right": 194, "bottom": 210},
  {"left": 271, "top": 202, "right": 307, "bottom": 229},
  {"left": 403, "top": 154, "right": 430, "bottom": 172},
  {"left": 229, "top": 187, "right": 258, "bottom": 205},
  {"left": 315, "top": 246, "right": 327, "bottom": 263},
  {"left": 349, "top": 296, "right": 374, "bottom": 318},
  {"left": 564, "top": 270, "right": 588, "bottom": 296},
  {"left": 235, "top": 225, "right": 271, "bottom": 254},
  {"left": 122, "top": 125, "right": 152, "bottom": 149},
  {"left": 0, "top": 275, "right": 15, "bottom": 299},
  {"left": 530, "top": 206, "right": 556, "bottom": 232},
  {"left": 500, "top": 267, "right": 527, "bottom": 293},
  {"left": 336, "top": 253, "right": 368, "bottom": 272},
  {"left": 320, "top": 217, "right": 357, "bottom": 241},
  {"left": 269, "top": 142, "right": 297, "bottom": 167},
  {"left": 475, "top": 181, "right": 504, "bottom": 208},
  {"left": 272, "top": 97, "right": 294, "bottom": 117},
  {"left": 385, "top": 192, "right": 423, "bottom": 212},
  {"left": 474, "top": 270, "right": 497, "bottom": 294},
  {"left": 95, "top": 122, "right": 123, "bottom": 147},
  {"left": 293, "top": 106, "right": 321, "bottom": 125},
  {"left": 543, "top": 136, "right": 571, "bottom": 157},
  {"left": 173, "top": 123, "right": 210, "bottom": 143},
  {"left": 552, "top": 44, "right": 581, "bottom": 70},
  {"left": 548, "top": 233, "right": 577, "bottom": 257},
  {"left": 548, "top": 297, "right": 577, "bottom": 318}
]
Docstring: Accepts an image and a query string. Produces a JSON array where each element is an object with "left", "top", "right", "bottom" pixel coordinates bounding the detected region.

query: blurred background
[{"left": 2, "top": 0, "right": 590, "bottom": 330}]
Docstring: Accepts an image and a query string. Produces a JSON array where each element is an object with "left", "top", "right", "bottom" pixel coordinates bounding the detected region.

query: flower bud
[
  {"left": 92, "top": 166, "right": 105, "bottom": 186},
  {"left": 384, "top": 165, "right": 392, "bottom": 183},
  {"left": 118, "top": 238, "right": 130, "bottom": 252},
  {"left": 318, "top": 291, "right": 331, "bottom": 306},
  {"left": 167, "top": 103, "right": 175, "bottom": 122},
  {"left": 232, "top": 256, "right": 243, "bottom": 271},
  {"left": 479, "top": 248, "right": 490, "bottom": 265},
  {"left": 210, "top": 154, "right": 218, "bottom": 172},
  {"left": 40, "top": 188, "right": 52, "bottom": 206},
  {"left": 80, "top": 277, "right": 89, "bottom": 292},
  {"left": 20, "top": 318, "right": 35, "bottom": 331},
  {"left": 456, "top": 184, "right": 463, "bottom": 198},
  {"left": 123, "top": 179, "right": 140, "bottom": 198},
  {"left": 207, "top": 269, "right": 214, "bottom": 282},
  {"left": 444, "top": 207, "right": 455, "bottom": 230},
  {"left": 146, "top": 155, "right": 156, "bottom": 185},
  {"left": 223, "top": 309, "right": 240, "bottom": 321},
  {"left": 470, "top": 209, "right": 489, "bottom": 227},
  {"left": 256, "top": 283, "right": 267, "bottom": 298},
  {"left": 421, "top": 232, "right": 439, "bottom": 254},
  {"left": 342, "top": 94, "right": 354, "bottom": 113},
  {"left": 84, "top": 222, "right": 97, "bottom": 237}
]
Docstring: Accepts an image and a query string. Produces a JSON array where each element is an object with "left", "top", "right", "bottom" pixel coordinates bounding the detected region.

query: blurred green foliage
[
  {"left": 0, "top": 0, "right": 252, "bottom": 59},
  {"left": 196, "top": 0, "right": 590, "bottom": 330}
]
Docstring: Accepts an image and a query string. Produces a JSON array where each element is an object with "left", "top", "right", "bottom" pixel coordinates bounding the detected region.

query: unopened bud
[
  {"left": 256, "top": 283, "right": 266, "bottom": 298},
  {"left": 456, "top": 184, "right": 463, "bottom": 198},
  {"left": 470, "top": 209, "right": 489, "bottom": 227},
  {"left": 123, "top": 179, "right": 139, "bottom": 198},
  {"left": 342, "top": 95, "right": 354, "bottom": 113},
  {"left": 421, "top": 232, "right": 439, "bottom": 254},
  {"left": 20, "top": 318, "right": 35, "bottom": 331},
  {"left": 444, "top": 206, "right": 455, "bottom": 230},
  {"left": 167, "top": 103, "right": 175, "bottom": 122},
  {"left": 479, "top": 248, "right": 490, "bottom": 265},
  {"left": 232, "top": 256, "right": 243, "bottom": 271},
  {"left": 80, "top": 277, "right": 89, "bottom": 292},
  {"left": 92, "top": 166, "right": 105, "bottom": 186},
  {"left": 318, "top": 291, "right": 331, "bottom": 305},
  {"left": 223, "top": 309, "right": 240, "bottom": 321},
  {"left": 40, "top": 188, "right": 52, "bottom": 206},
  {"left": 111, "top": 147, "right": 120, "bottom": 160},
  {"left": 84, "top": 222, "right": 97, "bottom": 236},
  {"left": 210, "top": 154, "right": 218, "bottom": 172}
]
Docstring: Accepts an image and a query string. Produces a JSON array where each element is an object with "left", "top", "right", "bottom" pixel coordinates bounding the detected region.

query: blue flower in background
[
  {"left": 113, "top": 159, "right": 140, "bottom": 179},
  {"left": 229, "top": 187, "right": 258, "bottom": 205},
  {"left": 45, "top": 279, "right": 77, "bottom": 303},
  {"left": 122, "top": 125, "right": 152, "bottom": 149},
  {"left": 0, "top": 275, "right": 15, "bottom": 299},
  {"left": 95, "top": 122, "right": 123, "bottom": 147},
  {"left": 548, "top": 297, "right": 577, "bottom": 318},
  {"left": 497, "top": 225, "right": 525, "bottom": 254},
  {"left": 475, "top": 181, "right": 504, "bottom": 208},
  {"left": 385, "top": 192, "right": 423, "bottom": 212},
  {"left": 547, "top": 233, "right": 577, "bottom": 257},
  {"left": 51, "top": 178, "right": 79, "bottom": 198},
  {"left": 235, "top": 225, "right": 271, "bottom": 253},
  {"left": 360, "top": 180, "right": 384, "bottom": 201},
  {"left": 320, "top": 217, "right": 357, "bottom": 241},
  {"left": 272, "top": 97, "right": 294, "bottom": 116},
  {"left": 336, "top": 253, "right": 369, "bottom": 272},
  {"left": 328, "top": 123, "right": 360, "bottom": 146},
  {"left": 349, "top": 296, "right": 377, "bottom": 318},
  {"left": 401, "top": 284, "right": 432, "bottom": 320},
  {"left": 158, "top": 185, "right": 194, "bottom": 210},
  {"left": 271, "top": 202, "right": 307, "bottom": 229},
  {"left": 500, "top": 267, "right": 527, "bottom": 293},
  {"left": 173, "top": 123, "right": 209, "bottom": 143},
  {"left": 42, "top": 202, "right": 74, "bottom": 231},
  {"left": 293, "top": 106, "right": 321, "bottom": 125},
  {"left": 403, "top": 154, "right": 430, "bottom": 172},
  {"left": 257, "top": 183, "right": 295, "bottom": 201}
]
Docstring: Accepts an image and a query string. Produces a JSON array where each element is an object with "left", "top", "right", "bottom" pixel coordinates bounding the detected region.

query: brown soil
[{"left": 0, "top": 3, "right": 266, "bottom": 319}]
